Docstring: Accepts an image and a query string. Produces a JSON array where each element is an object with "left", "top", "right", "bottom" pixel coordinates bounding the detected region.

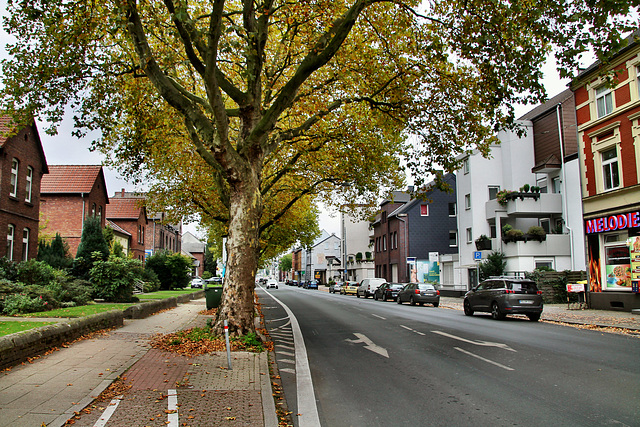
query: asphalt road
[{"left": 259, "top": 285, "right": 640, "bottom": 427}]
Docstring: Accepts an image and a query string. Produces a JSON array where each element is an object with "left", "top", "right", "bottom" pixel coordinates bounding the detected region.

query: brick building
[
  {"left": 105, "top": 198, "right": 148, "bottom": 262},
  {"left": 40, "top": 165, "right": 109, "bottom": 257},
  {"left": 572, "top": 32, "right": 640, "bottom": 311},
  {"left": 0, "top": 116, "right": 48, "bottom": 261},
  {"left": 111, "top": 190, "right": 181, "bottom": 255},
  {"left": 372, "top": 174, "right": 458, "bottom": 285}
]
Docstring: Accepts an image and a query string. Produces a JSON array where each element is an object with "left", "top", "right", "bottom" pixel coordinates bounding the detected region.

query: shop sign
[
  {"left": 567, "top": 283, "right": 585, "bottom": 293},
  {"left": 585, "top": 211, "right": 640, "bottom": 234}
]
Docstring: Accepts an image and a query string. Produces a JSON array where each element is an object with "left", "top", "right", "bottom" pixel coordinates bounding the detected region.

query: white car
[
  {"left": 190, "top": 277, "right": 204, "bottom": 288},
  {"left": 266, "top": 279, "right": 278, "bottom": 289}
]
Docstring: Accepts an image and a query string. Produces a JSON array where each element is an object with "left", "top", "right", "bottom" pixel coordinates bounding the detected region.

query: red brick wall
[
  {"left": 110, "top": 213, "right": 147, "bottom": 262},
  {"left": 574, "top": 86, "right": 589, "bottom": 106},
  {"left": 620, "top": 108, "right": 638, "bottom": 187},
  {"left": 40, "top": 179, "right": 108, "bottom": 257},
  {"left": 0, "top": 124, "right": 46, "bottom": 260},
  {"left": 615, "top": 83, "right": 631, "bottom": 108},
  {"left": 576, "top": 105, "right": 590, "bottom": 126}
]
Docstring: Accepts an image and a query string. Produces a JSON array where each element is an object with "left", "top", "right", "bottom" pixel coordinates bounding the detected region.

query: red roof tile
[
  {"left": 0, "top": 115, "right": 15, "bottom": 146},
  {"left": 41, "top": 165, "right": 104, "bottom": 194},
  {"left": 106, "top": 198, "right": 145, "bottom": 220},
  {"left": 106, "top": 219, "right": 132, "bottom": 236}
]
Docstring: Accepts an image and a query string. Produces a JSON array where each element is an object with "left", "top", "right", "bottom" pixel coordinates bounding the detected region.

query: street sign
[
  {"left": 473, "top": 251, "right": 482, "bottom": 260},
  {"left": 406, "top": 257, "right": 416, "bottom": 263}
]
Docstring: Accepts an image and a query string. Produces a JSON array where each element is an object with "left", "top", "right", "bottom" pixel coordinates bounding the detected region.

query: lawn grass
[
  {"left": 137, "top": 289, "right": 200, "bottom": 300},
  {"left": 0, "top": 321, "right": 56, "bottom": 336},
  {"left": 18, "top": 303, "right": 134, "bottom": 318}
]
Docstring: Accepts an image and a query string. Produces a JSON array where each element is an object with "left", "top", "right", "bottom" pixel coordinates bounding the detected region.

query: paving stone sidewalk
[{"left": 0, "top": 299, "right": 277, "bottom": 427}]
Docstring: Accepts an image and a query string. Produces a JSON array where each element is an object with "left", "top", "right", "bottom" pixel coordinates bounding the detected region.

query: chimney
[{"left": 121, "top": 188, "right": 125, "bottom": 197}]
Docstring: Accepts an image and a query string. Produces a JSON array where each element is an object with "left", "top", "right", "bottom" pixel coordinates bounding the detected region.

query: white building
[
  {"left": 304, "top": 230, "right": 342, "bottom": 284},
  {"left": 456, "top": 90, "right": 585, "bottom": 290},
  {"left": 341, "top": 206, "right": 375, "bottom": 282}
]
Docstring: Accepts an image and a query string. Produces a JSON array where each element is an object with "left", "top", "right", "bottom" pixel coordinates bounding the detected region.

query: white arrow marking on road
[
  {"left": 345, "top": 333, "right": 389, "bottom": 358},
  {"left": 432, "top": 330, "right": 517, "bottom": 352}
]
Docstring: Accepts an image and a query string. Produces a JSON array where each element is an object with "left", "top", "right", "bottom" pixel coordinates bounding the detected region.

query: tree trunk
[{"left": 213, "top": 172, "right": 262, "bottom": 337}]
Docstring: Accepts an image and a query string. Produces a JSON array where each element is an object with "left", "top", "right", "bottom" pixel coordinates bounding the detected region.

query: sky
[{"left": 0, "top": 1, "right": 576, "bottom": 239}]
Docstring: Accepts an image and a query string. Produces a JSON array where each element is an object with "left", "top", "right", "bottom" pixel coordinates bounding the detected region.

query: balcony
[
  {"left": 500, "top": 234, "right": 571, "bottom": 258},
  {"left": 486, "top": 193, "right": 562, "bottom": 219}
]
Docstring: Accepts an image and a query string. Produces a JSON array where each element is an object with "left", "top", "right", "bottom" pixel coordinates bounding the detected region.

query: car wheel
[
  {"left": 433, "top": 302, "right": 439, "bottom": 308},
  {"left": 463, "top": 300, "right": 474, "bottom": 316},
  {"left": 418, "top": 302, "right": 424, "bottom": 306},
  {"left": 276, "top": 286, "right": 278, "bottom": 289},
  {"left": 491, "top": 302, "right": 505, "bottom": 320},
  {"left": 373, "top": 294, "right": 378, "bottom": 300},
  {"left": 528, "top": 313, "right": 541, "bottom": 322},
  {"left": 410, "top": 296, "right": 416, "bottom": 306},
  {"left": 397, "top": 296, "right": 402, "bottom": 304},
  {"left": 357, "top": 292, "right": 360, "bottom": 298}
]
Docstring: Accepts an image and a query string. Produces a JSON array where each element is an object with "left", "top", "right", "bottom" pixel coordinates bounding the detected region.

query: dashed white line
[
  {"left": 167, "top": 389, "right": 179, "bottom": 426},
  {"left": 454, "top": 347, "right": 515, "bottom": 371},
  {"left": 372, "top": 314, "right": 386, "bottom": 320},
  {"left": 400, "top": 325, "right": 426, "bottom": 335},
  {"left": 93, "top": 395, "right": 123, "bottom": 427}
]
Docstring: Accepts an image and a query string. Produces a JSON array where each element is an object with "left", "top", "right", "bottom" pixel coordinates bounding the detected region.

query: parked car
[
  {"left": 374, "top": 283, "right": 404, "bottom": 301},
  {"left": 463, "top": 277, "right": 543, "bottom": 321},
  {"left": 356, "top": 278, "right": 386, "bottom": 298},
  {"left": 266, "top": 279, "right": 278, "bottom": 289},
  {"left": 329, "top": 282, "right": 343, "bottom": 293},
  {"left": 190, "top": 277, "right": 204, "bottom": 288},
  {"left": 306, "top": 280, "right": 319, "bottom": 290},
  {"left": 291, "top": 280, "right": 298, "bottom": 287},
  {"left": 397, "top": 283, "right": 440, "bottom": 306},
  {"left": 341, "top": 281, "right": 359, "bottom": 295}
]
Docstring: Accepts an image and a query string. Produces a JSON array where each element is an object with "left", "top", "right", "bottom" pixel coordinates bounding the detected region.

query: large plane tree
[{"left": 1, "top": 0, "right": 636, "bottom": 336}]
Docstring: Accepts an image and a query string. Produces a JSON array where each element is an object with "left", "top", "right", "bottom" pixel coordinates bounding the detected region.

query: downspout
[
  {"left": 557, "top": 103, "right": 575, "bottom": 270},
  {"left": 81, "top": 193, "right": 86, "bottom": 226}
]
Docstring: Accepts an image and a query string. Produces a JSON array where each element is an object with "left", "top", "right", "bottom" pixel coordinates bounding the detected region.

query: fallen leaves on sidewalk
[{"left": 150, "top": 327, "right": 273, "bottom": 356}]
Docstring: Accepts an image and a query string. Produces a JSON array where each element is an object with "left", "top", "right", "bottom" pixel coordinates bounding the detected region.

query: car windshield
[{"left": 418, "top": 284, "right": 436, "bottom": 291}]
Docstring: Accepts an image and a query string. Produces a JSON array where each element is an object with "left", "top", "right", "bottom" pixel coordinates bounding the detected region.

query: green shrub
[
  {"left": 0, "top": 257, "right": 18, "bottom": 281},
  {"left": 527, "top": 226, "right": 547, "bottom": 241},
  {"left": 47, "top": 271, "right": 93, "bottom": 306},
  {"left": 16, "top": 260, "right": 57, "bottom": 286},
  {"left": 479, "top": 251, "right": 506, "bottom": 281},
  {"left": 37, "top": 233, "right": 73, "bottom": 270},
  {"left": 145, "top": 250, "right": 193, "bottom": 290},
  {"left": 0, "top": 279, "right": 25, "bottom": 313},
  {"left": 3, "top": 293, "right": 49, "bottom": 315},
  {"left": 90, "top": 256, "right": 146, "bottom": 302},
  {"left": 22, "top": 284, "right": 60, "bottom": 309},
  {"left": 141, "top": 269, "right": 161, "bottom": 293},
  {"left": 201, "top": 271, "right": 213, "bottom": 280}
]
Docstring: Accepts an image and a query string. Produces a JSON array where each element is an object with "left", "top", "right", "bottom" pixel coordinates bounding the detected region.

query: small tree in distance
[
  {"left": 73, "top": 217, "right": 110, "bottom": 279},
  {"left": 37, "top": 233, "right": 73, "bottom": 270}
]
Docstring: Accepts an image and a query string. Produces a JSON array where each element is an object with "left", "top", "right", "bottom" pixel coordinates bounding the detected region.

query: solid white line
[
  {"left": 371, "top": 313, "right": 386, "bottom": 320},
  {"left": 454, "top": 347, "right": 515, "bottom": 371},
  {"left": 400, "top": 324, "right": 413, "bottom": 331},
  {"left": 167, "top": 389, "right": 179, "bottom": 426},
  {"left": 264, "top": 291, "right": 321, "bottom": 427},
  {"left": 93, "top": 396, "right": 123, "bottom": 427}
]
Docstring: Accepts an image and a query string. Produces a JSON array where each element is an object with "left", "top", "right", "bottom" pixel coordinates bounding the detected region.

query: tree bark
[{"left": 213, "top": 170, "right": 262, "bottom": 337}]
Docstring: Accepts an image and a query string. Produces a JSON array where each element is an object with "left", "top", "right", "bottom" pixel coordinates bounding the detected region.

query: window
[
  {"left": 10, "top": 159, "right": 19, "bottom": 197},
  {"left": 449, "top": 231, "right": 458, "bottom": 247},
  {"left": 466, "top": 227, "right": 472, "bottom": 243},
  {"left": 7, "top": 224, "right": 14, "bottom": 261},
  {"left": 537, "top": 177, "right": 548, "bottom": 193},
  {"left": 596, "top": 85, "right": 613, "bottom": 118},
  {"left": 601, "top": 147, "right": 620, "bottom": 190},
  {"left": 22, "top": 228, "right": 29, "bottom": 261},
  {"left": 552, "top": 176, "right": 561, "bottom": 194},
  {"left": 490, "top": 224, "right": 497, "bottom": 239},
  {"left": 540, "top": 219, "right": 550, "bottom": 234},
  {"left": 92, "top": 203, "right": 96, "bottom": 217},
  {"left": 464, "top": 194, "right": 471, "bottom": 210},
  {"left": 383, "top": 235, "right": 387, "bottom": 251},
  {"left": 25, "top": 166, "right": 33, "bottom": 202},
  {"left": 448, "top": 202, "right": 457, "bottom": 217},
  {"left": 420, "top": 204, "right": 429, "bottom": 216},
  {"left": 535, "top": 260, "right": 554, "bottom": 270},
  {"left": 488, "top": 186, "right": 500, "bottom": 200},
  {"left": 463, "top": 158, "right": 470, "bottom": 174},
  {"left": 98, "top": 206, "right": 102, "bottom": 219}
]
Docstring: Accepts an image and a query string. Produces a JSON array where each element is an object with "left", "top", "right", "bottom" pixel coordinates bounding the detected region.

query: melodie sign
[{"left": 585, "top": 211, "right": 640, "bottom": 234}]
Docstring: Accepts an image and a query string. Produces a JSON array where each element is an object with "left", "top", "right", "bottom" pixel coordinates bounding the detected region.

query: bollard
[{"left": 224, "top": 320, "right": 233, "bottom": 370}]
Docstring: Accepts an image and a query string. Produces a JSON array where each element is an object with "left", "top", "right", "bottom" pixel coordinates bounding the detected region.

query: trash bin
[{"left": 204, "top": 284, "right": 224, "bottom": 310}]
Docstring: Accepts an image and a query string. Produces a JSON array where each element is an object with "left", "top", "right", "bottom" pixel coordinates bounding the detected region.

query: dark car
[
  {"left": 373, "top": 283, "right": 403, "bottom": 301},
  {"left": 306, "top": 280, "right": 319, "bottom": 290},
  {"left": 463, "top": 277, "right": 543, "bottom": 321},
  {"left": 397, "top": 283, "right": 440, "bottom": 307}
]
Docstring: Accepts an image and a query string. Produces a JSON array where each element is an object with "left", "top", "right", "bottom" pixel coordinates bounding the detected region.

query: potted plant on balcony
[
  {"left": 365, "top": 252, "right": 372, "bottom": 261},
  {"left": 527, "top": 226, "right": 547, "bottom": 242},
  {"left": 356, "top": 252, "right": 363, "bottom": 262},
  {"left": 503, "top": 228, "right": 524, "bottom": 243},
  {"left": 475, "top": 235, "right": 492, "bottom": 250}
]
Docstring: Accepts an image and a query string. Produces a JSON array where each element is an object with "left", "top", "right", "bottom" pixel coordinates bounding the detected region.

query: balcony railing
[
  {"left": 486, "top": 193, "right": 562, "bottom": 218},
  {"left": 499, "top": 234, "right": 571, "bottom": 258}
]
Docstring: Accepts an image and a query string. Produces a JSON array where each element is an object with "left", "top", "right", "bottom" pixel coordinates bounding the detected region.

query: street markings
[
  {"left": 92, "top": 395, "right": 123, "bottom": 427},
  {"left": 454, "top": 347, "right": 515, "bottom": 371},
  {"left": 345, "top": 333, "right": 389, "bottom": 358},
  {"left": 372, "top": 313, "right": 386, "bottom": 320},
  {"left": 431, "top": 330, "right": 517, "bottom": 352},
  {"left": 167, "top": 389, "right": 179, "bottom": 426},
  {"left": 400, "top": 324, "right": 426, "bottom": 335}
]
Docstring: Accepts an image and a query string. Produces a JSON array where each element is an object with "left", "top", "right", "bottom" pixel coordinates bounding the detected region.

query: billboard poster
[
  {"left": 416, "top": 260, "right": 439, "bottom": 284},
  {"left": 629, "top": 236, "right": 640, "bottom": 288}
]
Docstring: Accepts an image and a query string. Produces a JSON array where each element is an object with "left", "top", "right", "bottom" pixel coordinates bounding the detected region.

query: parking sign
[{"left": 473, "top": 251, "right": 482, "bottom": 260}]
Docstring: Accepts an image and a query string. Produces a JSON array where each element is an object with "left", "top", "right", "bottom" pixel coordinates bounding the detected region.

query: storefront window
[{"left": 604, "top": 233, "right": 631, "bottom": 289}]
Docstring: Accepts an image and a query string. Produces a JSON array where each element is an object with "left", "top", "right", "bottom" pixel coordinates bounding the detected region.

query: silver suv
[{"left": 463, "top": 277, "right": 543, "bottom": 321}]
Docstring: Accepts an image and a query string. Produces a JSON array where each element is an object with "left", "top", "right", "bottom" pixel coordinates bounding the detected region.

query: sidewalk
[{"left": 0, "top": 298, "right": 278, "bottom": 427}]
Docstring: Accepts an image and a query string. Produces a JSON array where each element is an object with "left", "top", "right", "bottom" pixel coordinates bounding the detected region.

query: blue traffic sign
[{"left": 473, "top": 251, "right": 482, "bottom": 260}]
